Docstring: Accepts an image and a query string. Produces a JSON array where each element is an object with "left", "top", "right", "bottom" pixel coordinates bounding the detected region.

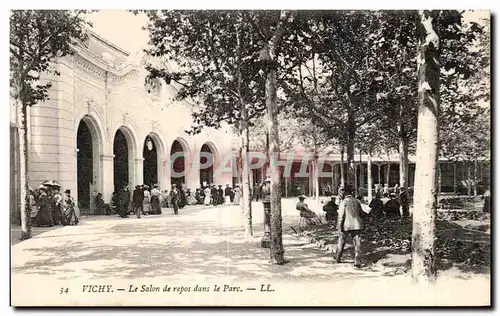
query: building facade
[{"left": 10, "top": 32, "right": 236, "bottom": 220}]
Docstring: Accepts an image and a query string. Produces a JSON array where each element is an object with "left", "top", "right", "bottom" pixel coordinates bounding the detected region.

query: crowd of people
[
  {"left": 89, "top": 182, "right": 246, "bottom": 218},
  {"left": 28, "top": 183, "right": 79, "bottom": 227}
]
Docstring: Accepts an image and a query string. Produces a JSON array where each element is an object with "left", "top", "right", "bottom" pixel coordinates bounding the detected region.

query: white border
[{"left": 2, "top": 1, "right": 497, "bottom": 315}]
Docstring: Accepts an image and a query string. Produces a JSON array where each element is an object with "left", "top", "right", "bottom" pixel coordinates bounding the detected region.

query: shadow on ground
[
  {"left": 297, "top": 214, "right": 491, "bottom": 276},
  {"left": 12, "top": 205, "right": 382, "bottom": 282}
]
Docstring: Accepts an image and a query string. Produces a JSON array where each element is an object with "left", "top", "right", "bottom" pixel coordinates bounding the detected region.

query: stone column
[
  {"left": 163, "top": 158, "right": 172, "bottom": 190},
  {"left": 73, "top": 148, "right": 80, "bottom": 216},
  {"left": 185, "top": 161, "right": 200, "bottom": 190},
  {"left": 134, "top": 158, "right": 144, "bottom": 186},
  {"left": 101, "top": 154, "right": 114, "bottom": 203}
]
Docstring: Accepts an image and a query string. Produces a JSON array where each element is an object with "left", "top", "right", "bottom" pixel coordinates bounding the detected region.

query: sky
[
  {"left": 86, "top": 10, "right": 150, "bottom": 55},
  {"left": 86, "top": 9, "right": 490, "bottom": 56}
]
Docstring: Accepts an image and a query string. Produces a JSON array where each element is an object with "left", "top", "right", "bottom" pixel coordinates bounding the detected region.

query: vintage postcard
[{"left": 9, "top": 9, "right": 491, "bottom": 307}]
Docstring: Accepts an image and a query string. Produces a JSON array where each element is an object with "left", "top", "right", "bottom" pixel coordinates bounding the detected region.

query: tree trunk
[
  {"left": 386, "top": 162, "right": 391, "bottom": 186},
  {"left": 399, "top": 135, "right": 409, "bottom": 217},
  {"left": 411, "top": 10, "right": 440, "bottom": 283},
  {"left": 438, "top": 163, "right": 442, "bottom": 196},
  {"left": 237, "top": 144, "right": 244, "bottom": 213},
  {"left": 19, "top": 101, "right": 32, "bottom": 240},
  {"left": 367, "top": 152, "right": 373, "bottom": 202},
  {"left": 473, "top": 159, "right": 478, "bottom": 196},
  {"left": 346, "top": 104, "right": 356, "bottom": 187},
  {"left": 340, "top": 147, "right": 345, "bottom": 187},
  {"left": 261, "top": 12, "right": 290, "bottom": 263},
  {"left": 284, "top": 176, "right": 288, "bottom": 198},
  {"left": 453, "top": 163, "right": 457, "bottom": 194},
  {"left": 240, "top": 115, "right": 253, "bottom": 236},
  {"left": 236, "top": 25, "right": 252, "bottom": 236},
  {"left": 467, "top": 163, "right": 473, "bottom": 195},
  {"left": 359, "top": 150, "right": 364, "bottom": 195},
  {"left": 313, "top": 154, "right": 320, "bottom": 202},
  {"left": 14, "top": 70, "right": 32, "bottom": 241}
]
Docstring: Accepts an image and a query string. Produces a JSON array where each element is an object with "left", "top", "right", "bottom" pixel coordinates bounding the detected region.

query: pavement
[{"left": 10, "top": 198, "right": 490, "bottom": 306}]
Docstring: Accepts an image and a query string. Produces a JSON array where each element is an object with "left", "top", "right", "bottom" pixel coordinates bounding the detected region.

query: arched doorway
[
  {"left": 113, "top": 129, "right": 130, "bottom": 192},
  {"left": 143, "top": 135, "right": 158, "bottom": 187},
  {"left": 77, "top": 120, "right": 93, "bottom": 210},
  {"left": 76, "top": 115, "right": 103, "bottom": 213},
  {"left": 200, "top": 143, "right": 214, "bottom": 186},
  {"left": 170, "top": 139, "right": 186, "bottom": 187}
]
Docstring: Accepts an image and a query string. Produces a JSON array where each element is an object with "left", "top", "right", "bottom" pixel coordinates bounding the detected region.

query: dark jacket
[
  {"left": 384, "top": 198, "right": 401, "bottom": 217},
  {"left": 323, "top": 200, "right": 339, "bottom": 221},
  {"left": 170, "top": 188, "right": 180, "bottom": 203},
  {"left": 369, "top": 198, "right": 384, "bottom": 216},
  {"left": 132, "top": 188, "right": 144, "bottom": 206}
]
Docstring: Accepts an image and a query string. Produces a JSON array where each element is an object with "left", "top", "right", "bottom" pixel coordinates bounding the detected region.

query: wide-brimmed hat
[
  {"left": 298, "top": 195, "right": 306, "bottom": 200},
  {"left": 64, "top": 189, "right": 71, "bottom": 194}
]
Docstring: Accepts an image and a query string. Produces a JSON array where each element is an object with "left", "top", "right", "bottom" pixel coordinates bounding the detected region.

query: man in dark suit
[
  {"left": 170, "top": 184, "right": 180, "bottom": 215},
  {"left": 211, "top": 185, "right": 218, "bottom": 206},
  {"left": 335, "top": 185, "right": 363, "bottom": 268},
  {"left": 254, "top": 183, "right": 262, "bottom": 201},
  {"left": 132, "top": 185, "right": 144, "bottom": 218}
]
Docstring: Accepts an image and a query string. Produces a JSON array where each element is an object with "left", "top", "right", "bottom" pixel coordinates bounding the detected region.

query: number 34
[{"left": 60, "top": 287, "right": 69, "bottom": 294}]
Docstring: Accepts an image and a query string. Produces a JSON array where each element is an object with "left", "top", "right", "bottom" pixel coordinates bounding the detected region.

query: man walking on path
[
  {"left": 335, "top": 185, "right": 363, "bottom": 268},
  {"left": 132, "top": 185, "right": 144, "bottom": 218},
  {"left": 170, "top": 184, "right": 181, "bottom": 215}
]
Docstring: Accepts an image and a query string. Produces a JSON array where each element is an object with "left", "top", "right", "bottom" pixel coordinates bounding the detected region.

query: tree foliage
[
  {"left": 143, "top": 10, "right": 268, "bottom": 133},
  {"left": 10, "top": 10, "right": 90, "bottom": 106},
  {"left": 10, "top": 10, "right": 91, "bottom": 240}
]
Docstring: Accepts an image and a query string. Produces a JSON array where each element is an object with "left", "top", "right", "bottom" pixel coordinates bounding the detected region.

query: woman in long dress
[
  {"left": 296, "top": 195, "right": 322, "bottom": 229},
  {"left": 143, "top": 186, "right": 152, "bottom": 214},
  {"left": 35, "top": 187, "right": 53, "bottom": 227},
  {"left": 150, "top": 185, "right": 162, "bottom": 214},
  {"left": 52, "top": 187, "right": 63, "bottom": 225},
  {"left": 203, "top": 186, "right": 211, "bottom": 206},
  {"left": 62, "top": 189, "right": 79, "bottom": 225},
  {"left": 28, "top": 188, "right": 39, "bottom": 227},
  {"left": 233, "top": 185, "right": 241, "bottom": 205},
  {"left": 186, "top": 189, "right": 197, "bottom": 205}
]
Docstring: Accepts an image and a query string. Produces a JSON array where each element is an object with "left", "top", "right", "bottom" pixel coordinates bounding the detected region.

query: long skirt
[
  {"left": 187, "top": 195, "right": 197, "bottom": 205},
  {"left": 151, "top": 196, "right": 162, "bottom": 214},
  {"left": 143, "top": 200, "right": 152, "bottom": 214},
  {"left": 36, "top": 206, "right": 53, "bottom": 227},
  {"left": 179, "top": 194, "right": 187, "bottom": 209},
  {"left": 204, "top": 194, "right": 211, "bottom": 206},
  {"left": 234, "top": 193, "right": 241, "bottom": 205},
  {"left": 225, "top": 196, "right": 231, "bottom": 205},
  {"left": 299, "top": 215, "right": 322, "bottom": 229},
  {"left": 62, "top": 206, "right": 79, "bottom": 226},
  {"left": 52, "top": 204, "right": 62, "bottom": 225}
]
